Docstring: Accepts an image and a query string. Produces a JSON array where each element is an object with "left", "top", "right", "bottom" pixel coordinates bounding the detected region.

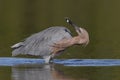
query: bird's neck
[
  {"left": 53, "top": 36, "right": 81, "bottom": 48},
  {"left": 70, "top": 36, "right": 81, "bottom": 45},
  {"left": 52, "top": 36, "right": 81, "bottom": 55}
]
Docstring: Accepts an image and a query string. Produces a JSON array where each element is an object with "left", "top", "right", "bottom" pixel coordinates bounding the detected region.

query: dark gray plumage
[{"left": 11, "top": 26, "right": 72, "bottom": 61}]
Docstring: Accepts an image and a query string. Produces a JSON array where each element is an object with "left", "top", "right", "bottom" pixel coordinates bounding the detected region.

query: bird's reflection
[{"left": 11, "top": 64, "right": 87, "bottom": 80}]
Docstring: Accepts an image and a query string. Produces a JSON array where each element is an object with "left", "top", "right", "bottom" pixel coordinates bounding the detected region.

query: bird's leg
[
  {"left": 43, "top": 54, "right": 55, "bottom": 63},
  {"left": 43, "top": 56, "right": 52, "bottom": 63}
]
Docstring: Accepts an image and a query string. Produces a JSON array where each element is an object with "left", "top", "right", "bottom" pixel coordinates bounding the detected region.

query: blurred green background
[{"left": 0, "top": 0, "right": 120, "bottom": 59}]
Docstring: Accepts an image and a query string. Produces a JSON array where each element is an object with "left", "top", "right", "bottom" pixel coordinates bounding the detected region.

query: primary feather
[{"left": 12, "top": 26, "right": 72, "bottom": 58}]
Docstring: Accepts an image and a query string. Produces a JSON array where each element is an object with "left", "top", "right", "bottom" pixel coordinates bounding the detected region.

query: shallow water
[
  {"left": 1, "top": 57, "right": 120, "bottom": 67},
  {"left": 0, "top": 57, "right": 120, "bottom": 80}
]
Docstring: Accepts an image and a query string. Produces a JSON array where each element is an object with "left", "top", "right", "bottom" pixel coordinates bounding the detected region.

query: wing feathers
[{"left": 11, "top": 26, "right": 72, "bottom": 57}]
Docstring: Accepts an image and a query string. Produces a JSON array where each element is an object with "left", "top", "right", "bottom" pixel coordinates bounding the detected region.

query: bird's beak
[
  {"left": 65, "top": 17, "right": 89, "bottom": 46},
  {"left": 65, "top": 17, "right": 81, "bottom": 33}
]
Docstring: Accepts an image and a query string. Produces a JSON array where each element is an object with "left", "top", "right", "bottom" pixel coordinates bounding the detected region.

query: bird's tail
[{"left": 11, "top": 42, "right": 24, "bottom": 56}]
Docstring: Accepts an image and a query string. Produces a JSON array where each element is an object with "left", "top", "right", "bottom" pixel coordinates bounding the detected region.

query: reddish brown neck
[
  {"left": 70, "top": 36, "right": 81, "bottom": 45},
  {"left": 52, "top": 36, "right": 81, "bottom": 54},
  {"left": 52, "top": 35, "right": 81, "bottom": 48}
]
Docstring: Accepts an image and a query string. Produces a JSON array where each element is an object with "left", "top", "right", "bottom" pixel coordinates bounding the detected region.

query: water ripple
[{"left": 0, "top": 57, "right": 120, "bottom": 66}]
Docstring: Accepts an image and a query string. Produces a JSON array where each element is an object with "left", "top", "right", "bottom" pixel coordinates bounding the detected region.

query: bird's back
[{"left": 12, "top": 26, "right": 72, "bottom": 57}]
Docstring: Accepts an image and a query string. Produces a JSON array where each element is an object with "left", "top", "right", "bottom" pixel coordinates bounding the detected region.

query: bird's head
[
  {"left": 76, "top": 27, "right": 89, "bottom": 46},
  {"left": 65, "top": 17, "right": 89, "bottom": 46}
]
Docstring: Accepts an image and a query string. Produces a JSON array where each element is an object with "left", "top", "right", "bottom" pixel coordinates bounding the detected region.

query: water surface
[
  {"left": 0, "top": 57, "right": 120, "bottom": 80},
  {"left": 0, "top": 57, "right": 120, "bottom": 67}
]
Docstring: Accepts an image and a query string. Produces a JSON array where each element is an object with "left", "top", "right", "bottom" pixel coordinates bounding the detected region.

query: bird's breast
[{"left": 51, "top": 45, "right": 66, "bottom": 55}]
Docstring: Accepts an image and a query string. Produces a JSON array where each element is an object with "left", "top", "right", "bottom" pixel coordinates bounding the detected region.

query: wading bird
[{"left": 11, "top": 18, "right": 89, "bottom": 63}]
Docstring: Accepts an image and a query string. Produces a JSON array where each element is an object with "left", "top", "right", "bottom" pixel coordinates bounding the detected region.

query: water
[
  {"left": 0, "top": 57, "right": 120, "bottom": 80},
  {"left": 1, "top": 57, "right": 120, "bottom": 67}
]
